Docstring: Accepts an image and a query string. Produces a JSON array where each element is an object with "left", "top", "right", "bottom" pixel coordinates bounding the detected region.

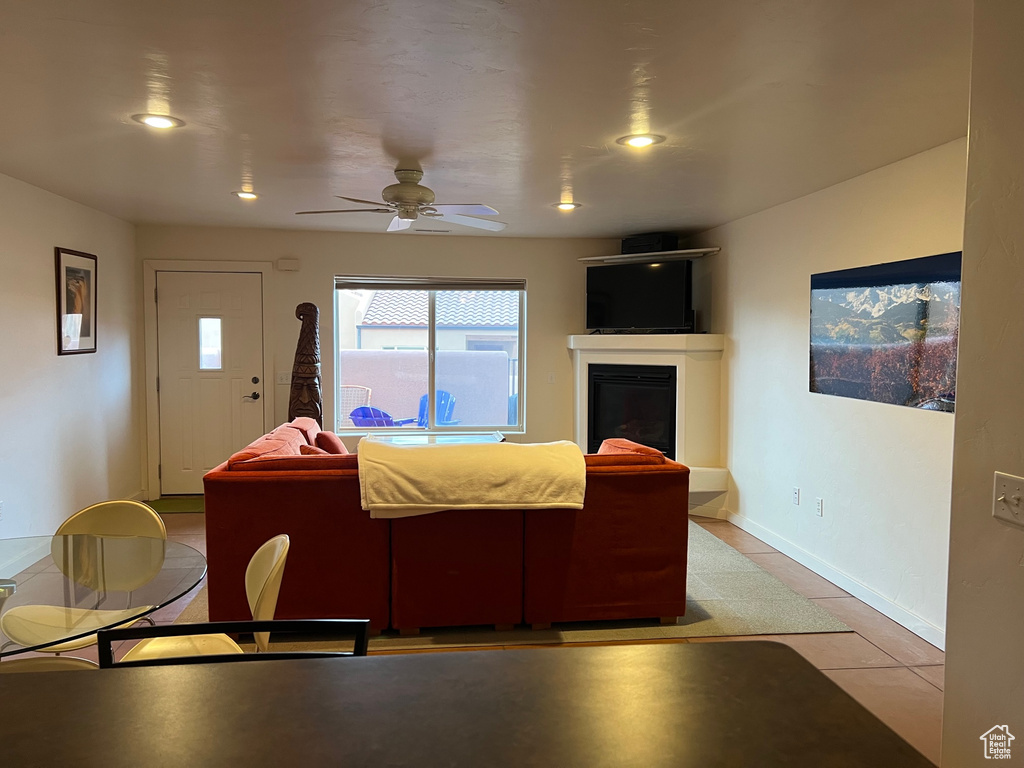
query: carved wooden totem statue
[{"left": 288, "top": 302, "right": 323, "bottom": 427}]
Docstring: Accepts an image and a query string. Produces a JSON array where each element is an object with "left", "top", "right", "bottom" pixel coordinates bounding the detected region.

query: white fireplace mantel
[
  {"left": 568, "top": 334, "right": 725, "bottom": 354},
  {"left": 568, "top": 334, "right": 728, "bottom": 493}
]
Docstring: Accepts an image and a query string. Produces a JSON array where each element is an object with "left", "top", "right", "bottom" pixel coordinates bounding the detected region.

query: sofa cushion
[
  {"left": 227, "top": 427, "right": 308, "bottom": 467},
  {"left": 589, "top": 438, "right": 666, "bottom": 466},
  {"left": 597, "top": 438, "right": 665, "bottom": 458},
  {"left": 283, "top": 417, "right": 321, "bottom": 444},
  {"left": 227, "top": 454, "right": 359, "bottom": 472},
  {"left": 315, "top": 431, "right": 348, "bottom": 454},
  {"left": 300, "top": 444, "right": 329, "bottom": 455}
]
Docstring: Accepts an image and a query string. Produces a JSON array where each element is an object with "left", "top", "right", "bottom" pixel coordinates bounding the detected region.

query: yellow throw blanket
[{"left": 358, "top": 439, "right": 586, "bottom": 519}]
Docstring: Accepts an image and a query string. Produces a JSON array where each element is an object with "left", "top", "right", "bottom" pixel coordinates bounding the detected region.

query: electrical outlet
[
  {"left": 993, "top": 471, "right": 1024, "bottom": 530},
  {"left": 547, "top": 372, "right": 556, "bottom": 384},
  {"left": 275, "top": 372, "right": 290, "bottom": 385},
  {"left": 792, "top": 487, "right": 800, "bottom": 505},
  {"left": 815, "top": 498, "right": 824, "bottom": 517}
]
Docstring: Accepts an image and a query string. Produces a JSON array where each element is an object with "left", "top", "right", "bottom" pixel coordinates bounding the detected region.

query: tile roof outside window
[{"left": 360, "top": 290, "right": 519, "bottom": 327}]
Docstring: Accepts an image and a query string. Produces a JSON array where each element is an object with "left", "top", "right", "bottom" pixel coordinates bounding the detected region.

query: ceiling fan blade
[
  {"left": 436, "top": 213, "right": 507, "bottom": 232},
  {"left": 295, "top": 208, "right": 393, "bottom": 215},
  {"left": 337, "top": 195, "right": 392, "bottom": 207},
  {"left": 387, "top": 216, "right": 413, "bottom": 232},
  {"left": 430, "top": 204, "right": 500, "bottom": 216}
]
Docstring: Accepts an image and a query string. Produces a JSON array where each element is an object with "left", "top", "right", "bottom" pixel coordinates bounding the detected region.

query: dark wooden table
[{"left": 1, "top": 641, "right": 931, "bottom": 767}]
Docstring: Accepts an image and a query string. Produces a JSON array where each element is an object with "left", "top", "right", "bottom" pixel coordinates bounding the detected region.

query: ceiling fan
[{"left": 296, "top": 168, "right": 507, "bottom": 232}]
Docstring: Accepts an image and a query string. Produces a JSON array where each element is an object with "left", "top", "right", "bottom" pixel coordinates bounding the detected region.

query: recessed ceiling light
[
  {"left": 553, "top": 202, "right": 582, "bottom": 211},
  {"left": 233, "top": 191, "right": 259, "bottom": 200},
  {"left": 615, "top": 133, "right": 665, "bottom": 148},
  {"left": 131, "top": 113, "right": 185, "bottom": 129}
]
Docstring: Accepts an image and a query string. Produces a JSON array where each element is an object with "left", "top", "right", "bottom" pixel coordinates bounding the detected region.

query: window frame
[
  {"left": 334, "top": 276, "right": 526, "bottom": 435},
  {"left": 197, "top": 316, "right": 224, "bottom": 371}
]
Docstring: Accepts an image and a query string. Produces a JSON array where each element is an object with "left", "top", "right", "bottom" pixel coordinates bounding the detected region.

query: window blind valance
[{"left": 335, "top": 276, "right": 526, "bottom": 292}]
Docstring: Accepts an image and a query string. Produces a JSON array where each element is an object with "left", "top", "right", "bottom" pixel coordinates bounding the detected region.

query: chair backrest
[
  {"left": 349, "top": 406, "right": 396, "bottom": 427},
  {"left": 0, "top": 656, "right": 98, "bottom": 673},
  {"left": 57, "top": 500, "right": 167, "bottom": 539},
  {"left": 53, "top": 500, "right": 167, "bottom": 591},
  {"left": 339, "top": 385, "right": 371, "bottom": 410},
  {"left": 97, "top": 619, "right": 371, "bottom": 668},
  {"left": 245, "top": 534, "right": 290, "bottom": 652},
  {"left": 437, "top": 390, "right": 456, "bottom": 423},
  {"left": 416, "top": 390, "right": 457, "bottom": 428}
]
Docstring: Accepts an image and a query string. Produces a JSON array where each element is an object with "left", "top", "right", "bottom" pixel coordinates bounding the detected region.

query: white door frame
[{"left": 143, "top": 260, "right": 274, "bottom": 499}]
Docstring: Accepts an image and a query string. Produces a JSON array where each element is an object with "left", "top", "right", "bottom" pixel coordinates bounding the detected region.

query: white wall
[
  {"left": 0, "top": 172, "right": 141, "bottom": 535},
  {"left": 943, "top": 0, "right": 1024, "bottom": 762},
  {"left": 136, "top": 226, "right": 615, "bottom": 445},
  {"left": 698, "top": 139, "right": 967, "bottom": 646}
]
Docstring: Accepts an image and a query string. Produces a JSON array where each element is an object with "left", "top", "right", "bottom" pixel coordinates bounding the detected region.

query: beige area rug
[{"left": 176, "top": 522, "right": 849, "bottom": 650}]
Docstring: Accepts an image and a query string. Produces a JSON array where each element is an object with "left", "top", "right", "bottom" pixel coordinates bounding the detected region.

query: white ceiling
[{"left": 0, "top": 0, "right": 972, "bottom": 239}]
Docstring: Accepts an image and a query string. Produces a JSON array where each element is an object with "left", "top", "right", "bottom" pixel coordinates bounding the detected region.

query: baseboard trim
[
  {"left": 724, "top": 511, "right": 946, "bottom": 650},
  {"left": 126, "top": 490, "right": 147, "bottom": 502}
]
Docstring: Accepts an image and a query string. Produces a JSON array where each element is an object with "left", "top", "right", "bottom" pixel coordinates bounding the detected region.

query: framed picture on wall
[
  {"left": 809, "top": 251, "right": 961, "bottom": 411},
  {"left": 55, "top": 247, "right": 98, "bottom": 355}
]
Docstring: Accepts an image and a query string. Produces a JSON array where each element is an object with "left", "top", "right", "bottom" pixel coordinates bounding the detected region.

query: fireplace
[
  {"left": 588, "top": 364, "right": 676, "bottom": 458},
  {"left": 567, "top": 333, "right": 727, "bottom": 493}
]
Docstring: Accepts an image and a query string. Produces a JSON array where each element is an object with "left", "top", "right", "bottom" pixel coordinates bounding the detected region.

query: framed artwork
[
  {"left": 809, "top": 251, "right": 961, "bottom": 411},
  {"left": 55, "top": 247, "right": 97, "bottom": 355}
]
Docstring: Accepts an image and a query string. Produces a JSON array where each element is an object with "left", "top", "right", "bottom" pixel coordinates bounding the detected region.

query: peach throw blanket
[{"left": 357, "top": 438, "right": 586, "bottom": 519}]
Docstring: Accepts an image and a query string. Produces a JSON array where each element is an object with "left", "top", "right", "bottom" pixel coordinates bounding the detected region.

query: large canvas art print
[{"left": 809, "top": 252, "right": 961, "bottom": 411}]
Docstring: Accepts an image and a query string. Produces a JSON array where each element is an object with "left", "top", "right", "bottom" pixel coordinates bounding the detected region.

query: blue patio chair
[
  {"left": 349, "top": 406, "right": 416, "bottom": 427},
  {"left": 416, "top": 391, "right": 460, "bottom": 427}
]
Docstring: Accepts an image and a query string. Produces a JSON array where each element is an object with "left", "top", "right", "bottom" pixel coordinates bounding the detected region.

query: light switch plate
[{"left": 993, "top": 471, "right": 1024, "bottom": 530}]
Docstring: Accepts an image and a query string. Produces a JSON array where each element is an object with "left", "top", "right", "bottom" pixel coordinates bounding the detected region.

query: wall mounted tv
[{"left": 586, "top": 260, "right": 694, "bottom": 332}]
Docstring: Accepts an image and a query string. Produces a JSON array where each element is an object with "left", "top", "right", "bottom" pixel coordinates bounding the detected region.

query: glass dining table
[{"left": 0, "top": 534, "right": 207, "bottom": 657}]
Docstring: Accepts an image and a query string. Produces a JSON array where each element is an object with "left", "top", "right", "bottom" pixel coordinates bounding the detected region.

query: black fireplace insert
[{"left": 587, "top": 364, "right": 676, "bottom": 458}]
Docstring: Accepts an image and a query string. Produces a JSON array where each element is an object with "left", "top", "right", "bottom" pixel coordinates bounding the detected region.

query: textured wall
[
  {"left": 136, "top": 226, "right": 615, "bottom": 445},
  {"left": 698, "top": 139, "right": 967, "bottom": 645},
  {"left": 0, "top": 172, "right": 141, "bottom": 535},
  {"left": 943, "top": 0, "right": 1024, "bottom": 762}
]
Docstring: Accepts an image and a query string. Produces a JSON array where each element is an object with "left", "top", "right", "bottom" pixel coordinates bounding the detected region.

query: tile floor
[
  {"left": 690, "top": 518, "right": 944, "bottom": 765},
  {"left": 15, "top": 512, "right": 946, "bottom": 765}
]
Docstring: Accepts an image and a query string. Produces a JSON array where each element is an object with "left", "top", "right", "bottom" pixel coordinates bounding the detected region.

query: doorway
[{"left": 154, "top": 270, "right": 266, "bottom": 495}]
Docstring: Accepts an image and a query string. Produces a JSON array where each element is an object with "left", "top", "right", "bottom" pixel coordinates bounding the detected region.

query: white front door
[{"left": 156, "top": 271, "right": 265, "bottom": 494}]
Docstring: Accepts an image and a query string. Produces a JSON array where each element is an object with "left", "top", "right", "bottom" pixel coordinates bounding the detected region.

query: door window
[{"left": 198, "top": 317, "right": 223, "bottom": 370}]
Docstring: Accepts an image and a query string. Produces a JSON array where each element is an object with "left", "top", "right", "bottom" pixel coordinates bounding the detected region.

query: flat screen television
[{"left": 586, "top": 260, "right": 694, "bottom": 331}]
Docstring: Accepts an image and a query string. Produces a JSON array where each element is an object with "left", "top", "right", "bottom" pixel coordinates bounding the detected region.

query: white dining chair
[
  {"left": 0, "top": 656, "right": 98, "bottom": 673},
  {"left": 0, "top": 500, "right": 166, "bottom": 656},
  {"left": 117, "top": 534, "right": 289, "bottom": 662}
]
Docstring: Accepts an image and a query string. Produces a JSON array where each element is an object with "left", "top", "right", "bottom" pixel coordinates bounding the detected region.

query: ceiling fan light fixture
[
  {"left": 554, "top": 202, "right": 582, "bottom": 211},
  {"left": 616, "top": 133, "right": 665, "bottom": 148},
  {"left": 233, "top": 191, "right": 259, "bottom": 200},
  {"left": 131, "top": 113, "right": 185, "bottom": 129},
  {"left": 305, "top": 167, "right": 506, "bottom": 232}
]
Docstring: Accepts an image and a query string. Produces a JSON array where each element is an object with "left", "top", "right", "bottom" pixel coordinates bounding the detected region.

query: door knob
[
  {"left": 244, "top": 392, "right": 261, "bottom": 401},
  {"left": 251, "top": 376, "right": 260, "bottom": 384}
]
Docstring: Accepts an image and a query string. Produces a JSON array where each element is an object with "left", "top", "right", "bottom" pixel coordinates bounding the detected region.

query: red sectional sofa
[
  {"left": 204, "top": 419, "right": 690, "bottom": 633},
  {"left": 525, "top": 444, "right": 692, "bottom": 626}
]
